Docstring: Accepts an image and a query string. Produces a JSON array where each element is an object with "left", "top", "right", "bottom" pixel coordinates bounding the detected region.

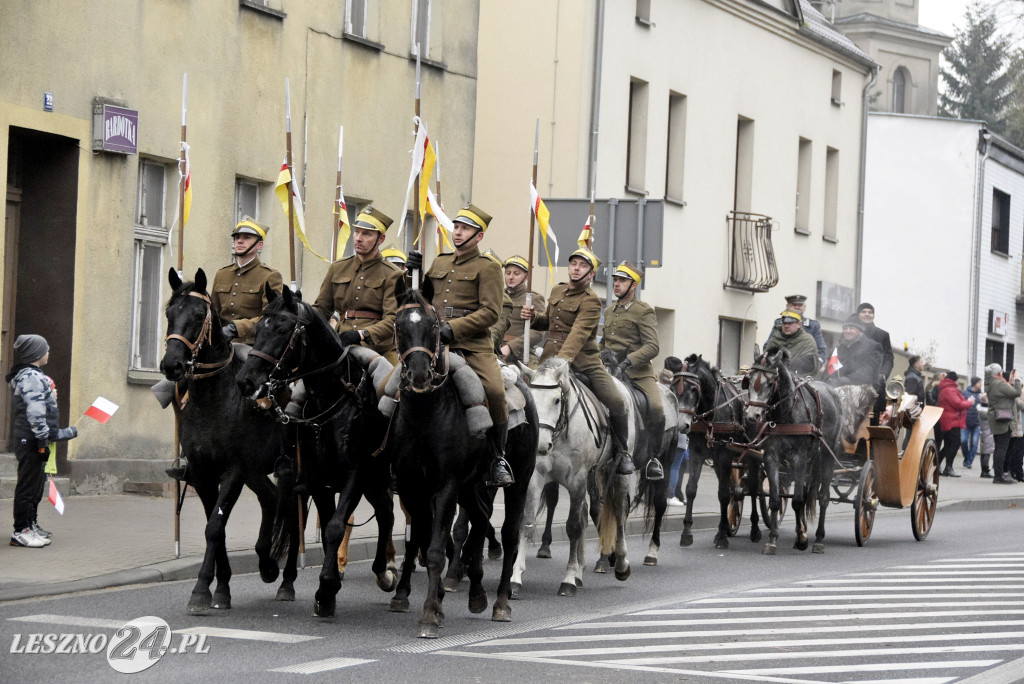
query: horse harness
[
  {"left": 164, "top": 290, "right": 236, "bottom": 408},
  {"left": 528, "top": 371, "right": 605, "bottom": 450},
  {"left": 674, "top": 368, "right": 745, "bottom": 448},
  {"left": 394, "top": 301, "right": 451, "bottom": 392}
]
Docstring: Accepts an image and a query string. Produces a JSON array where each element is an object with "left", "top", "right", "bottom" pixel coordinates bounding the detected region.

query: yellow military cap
[
  {"left": 504, "top": 255, "right": 530, "bottom": 272},
  {"left": 353, "top": 205, "right": 393, "bottom": 234},
  {"left": 453, "top": 203, "right": 492, "bottom": 232},
  {"left": 232, "top": 216, "right": 268, "bottom": 240},
  {"left": 481, "top": 249, "right": 503, "bottom": 266},
  {"left": 779, "top": 309, "right": 803, "bottom": 323},
  {"left": 380, "top": 246, "right": 407, "bottom": 265},
  {"left": 612, "top": 261, "right": 643, "bottom": 284},
  {"left": 569, "top": 247, "right": 601, "bottom": 270}
]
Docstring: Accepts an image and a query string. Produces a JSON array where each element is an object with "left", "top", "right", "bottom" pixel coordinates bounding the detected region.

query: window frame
[
  {"left": 992, "top": 187, "right": 1011, "bottom": 256},
  {"left": 129, "top": 159, "right": 171, "bottom": 372},
  {"left": 626, "top": 78, "right": 649, "bottom": 195}
]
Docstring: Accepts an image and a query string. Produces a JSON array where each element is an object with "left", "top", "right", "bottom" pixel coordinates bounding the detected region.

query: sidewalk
[{"left": 1, "top": 466, "right": 1020, "bottom": 602}]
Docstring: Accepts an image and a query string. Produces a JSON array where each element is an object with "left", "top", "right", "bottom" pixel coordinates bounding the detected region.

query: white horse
[{"left": 514, "top": 358, "right": 635, "bottom": 596}]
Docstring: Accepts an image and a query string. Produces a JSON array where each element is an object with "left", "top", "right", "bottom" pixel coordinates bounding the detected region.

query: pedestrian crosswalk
[{"left": 435, "top": 552, "right": 1024, "bottom": 683}]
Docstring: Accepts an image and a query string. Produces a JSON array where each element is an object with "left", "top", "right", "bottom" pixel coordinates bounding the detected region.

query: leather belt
[
  {"left": 437, "top": 306, "right": 475, "bottom": 319},
  {"left": 344, "top": 309, "right": 382, "bottom": 320},
  {"left": 548, "top": 331, "right": 570, "bottom": 341}
]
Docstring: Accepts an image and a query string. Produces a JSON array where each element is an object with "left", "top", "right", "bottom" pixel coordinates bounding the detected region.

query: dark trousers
[
  {"left": 992, "top": 432, "right": 1012, "bottom": 478},
  {"left": 1009, "top": 436, "right": 1024, "bottom": 479},
  {"left": 939, "top": 427, "right": 961, "bottom": 471},
  {"left": 12, "top": 440, "right": 45, "bottom": 532}
]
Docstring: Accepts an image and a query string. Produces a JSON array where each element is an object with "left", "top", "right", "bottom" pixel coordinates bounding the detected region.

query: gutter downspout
[
  {"left": 855, "top": 65, "right": 879, "bottom": 305},
  {"left": 969, "top": 126, "right": 991, "bottom": 377},
  {"left": 587, "top": 0, "right": 605, "bottom": 218}
]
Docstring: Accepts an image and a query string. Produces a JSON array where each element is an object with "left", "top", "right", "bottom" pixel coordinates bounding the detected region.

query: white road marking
[
  {"left": 8, "top": 614, "right": 124, "bottom": 629},
  {"left": 840, "top": 679, "right": 955, "bottom": 684},
  {"left": 269, "top": 657, "right": 375, "bottom": 674},
  {"left": 889, "top": 564, "right": 1024, "bottom": 569},
  {"left": 175, "top": 627, "right": 320, "bottom": 643},
  {"left": 798, "top": 578, "right": 1008, "bottom": 584},
  {"left": 613, "top": 606, "right": 1024, "bottom": 622},
  {"left": 693, "top": 592, "right": 1024, "bottom": 602},
  {"left": 750, "top": 584, "right": 1021, "bottom": 591},
  {"left": 721, "top": 661, "right": 1001, "bottom": 676},
  {"left": 608, "top": 644, "right": 1023, "bottom": 666},
  {"left": 850, "top": 571, "right": 1024, "bottom": 575}
]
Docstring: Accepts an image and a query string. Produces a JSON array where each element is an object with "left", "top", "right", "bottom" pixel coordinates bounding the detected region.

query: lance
[
  {"left": 412, "top": 46, "right": 423, "bottom": 289},
  {"left": 434, "top": 140, "right": 442, "bottom": 255},
  {"left": 173, "top": 72, "right": 188, "bottom": 559},
  {"left": 333, "top": 125, "right": 345, "bottom": 260},
  {"left": 523, "top": 118, "right": 539, "bottom": 363}
]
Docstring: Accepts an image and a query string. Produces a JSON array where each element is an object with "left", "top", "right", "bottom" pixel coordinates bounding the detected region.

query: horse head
[
  {"left": 675, "top": 354, "right": 713, "bottom": 434},
  {"left": 161, "top": 268, "right": 221, "bottom": 382},
  {"left": 395, "top": 290, "right": 442, "bottom": 393},
  {"left": 236, "top": 284, "right": 307, "bottom": 400},
  {"left": 528, "top": 357, "right": 571, "bottom": 455},
  {"left": 744, "top": 349, "right": 791, "bottom": 424}
]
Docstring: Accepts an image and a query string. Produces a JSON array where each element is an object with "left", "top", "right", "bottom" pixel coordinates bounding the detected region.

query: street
[{"left": 2, "top": 506, "right": 1024, "bottom": 683}]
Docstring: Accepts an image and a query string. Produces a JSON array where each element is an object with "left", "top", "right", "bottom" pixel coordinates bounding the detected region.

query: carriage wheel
[
  {"left": 727, "top": 469, "right": 743, "bottom": 537},
  {"left": 854, "top": 460, "right": 878, "bottom": 547},
  {"left": 911, "top": 439, "right": 939, "bottom": 541}
]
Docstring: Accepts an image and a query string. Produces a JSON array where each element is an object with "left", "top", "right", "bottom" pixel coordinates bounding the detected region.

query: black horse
[
  {"left": 744, "top": 348, "right": 845, "bottom": 554},
  {"left": 236, "top": 286, "right": 398, "bottom": 617},
  {"left": 672, "top": 354, "right": 762, "bottom": 549},
  {"left": 388, "top": 290, "right": 534, "bottom": 636},
  {"left": 160, "top": 269, "right": 288, "bottom": 613}
]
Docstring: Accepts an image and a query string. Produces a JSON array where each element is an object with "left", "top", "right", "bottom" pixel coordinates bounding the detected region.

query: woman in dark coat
[{"left": 985, "top": 363, "right": 1021, "bottom": 485}]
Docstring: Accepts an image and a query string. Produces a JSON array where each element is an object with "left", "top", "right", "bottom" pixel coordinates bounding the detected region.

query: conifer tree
[{"left": 940, "top": 4, "right": 1013, "bottom": 134}]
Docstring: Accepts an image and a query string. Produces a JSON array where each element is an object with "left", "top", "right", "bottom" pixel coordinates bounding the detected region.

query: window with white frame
[
  {"left": 412, "top": 0, "right": 430, "bottom": 57},
  {"left": 235, "top": 178, "right": 260, "bottom": 224},
  {"left": 130, "top": 159, "right": 171, "bottom": 370},
  {"left": 347, "top": 0, "right": 367, "bottom": 37},
  {"left": 823, "top": 146, "right": 839, "bottom": 241},
  {"left": 795, "top": 137, "right": 812, "bottom": 234},
  {"left": 665, "top": 92, "right": 687, "bottom": 203},
  {"left": 626, "top": 78, "right": 649, "bottom": 193}
]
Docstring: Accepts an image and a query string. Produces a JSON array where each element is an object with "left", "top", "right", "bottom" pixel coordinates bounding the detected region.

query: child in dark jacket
[{"left": 7, "top": 334, "right": 78, "bottom": 548}]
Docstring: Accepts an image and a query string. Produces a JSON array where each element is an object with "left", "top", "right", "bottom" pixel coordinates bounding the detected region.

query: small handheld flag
[
  {"left": 48, "top": 476, "right": 65, "bottom": 515},
  {"left": 85, "top": 397, "right": 119, "bottom": 424},
  {"left": 826, "top": 348, "right": 842, "bottom": 375}
]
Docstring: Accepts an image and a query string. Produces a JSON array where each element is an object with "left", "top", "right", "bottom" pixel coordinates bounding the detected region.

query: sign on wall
[
  {"left": 990, "top": 309, "right": 1009, "bottom": 336},
  {"left": 817, "top": 280, "right": 856, "bottom": 321},
  {"left": 92, "top": 100, "right": 138, "bottom": 154}
]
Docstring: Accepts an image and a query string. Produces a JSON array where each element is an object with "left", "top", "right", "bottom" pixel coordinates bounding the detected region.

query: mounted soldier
[
  {"left": 312, "top": 207, "right": 406, "bottom": 365},
  {"left": 520, "top": 247, "right": 638, "bottom": 476},
  {"left": 481, "top": 250, "right": 514, "bottom": 355},
  {"left": 600, "top": 261, "right": 665, "bottom": 481},
  {"left": 212, "top": 217, "right": 284, "bottom": 345},
  {"left": 499, "top": 255, "right": 546, "bottom": 367},
  {"left": 407, "top": 203, "right": 515, "bottom": 487},
  {"left": 380, "top": 246, "right": 408, "bottom": 272}
]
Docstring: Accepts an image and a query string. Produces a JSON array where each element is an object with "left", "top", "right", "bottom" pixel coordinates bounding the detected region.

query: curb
[{"left": 2, "top": 497, "right": 1021, "bottom": 603}]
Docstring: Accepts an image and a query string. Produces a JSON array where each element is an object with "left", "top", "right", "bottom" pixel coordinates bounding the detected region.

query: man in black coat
[
  {"left": 857, "top": 302, "right": 893, "bottom": 420},
  {"left": 827, "top": 314, "right": 883, "bottom": 387}
]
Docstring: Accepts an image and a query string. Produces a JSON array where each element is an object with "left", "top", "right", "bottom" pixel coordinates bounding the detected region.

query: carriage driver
[
  {"left": 499, "top": 255, "right": 547, "bottom": 367},
  {"left": 212, "top": 217, "right": 284, "bottom": 345},
  {"left": 600, "top": 261, "right": 665, "bottom": 481},
  {"left": 406, "top": 204, "right": 515, "bottom": 488},
  {"left": 312, "top": 207, "right": 407, "bottom": 365},
  {"left": 520, "top": 247, "right": 639, "bottom": 476}
]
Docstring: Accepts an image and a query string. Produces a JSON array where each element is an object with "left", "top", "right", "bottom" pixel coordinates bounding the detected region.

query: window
[
  {"left": 985, "top": 338, "right": 1013, "bottom": 370},
  {"left": 734, "top": 116, "right": 754, "bottom": 213},
  {"left": 411, "top": 0, "right": 430, "bottom": 57},
  {"left": 235, "top": 179, "right": 260, "bottom": 224},
  {"left": 665, "top": 92, "right": 686, "bottom": 203},
  {"left": 718, "top": 318, "right": 753, "bottom": 376},
  {"left": 831, "top": 69, "right": 842, "bottom": 106},
  {"left": 131, "top": 160, "right": 171, "bottom": 370},
  {"left": 795, "top": 138, "right": 812, "bottom": 234},
  {"left": 626, "top": 78, "right": 649, "bottom": 193},
  {"left": 823, "top": 147, "right": 839, "bottom": 241},
  {"left": 892, "top": 67, "right": 908, "bottom": 114},
  {"left": 636, "top": 0, "right": 651, "bottom": 25},
  {"left": 346, "top": 0, "right": 366, "bottom": 37},
  {"left": 992, "top": 188, "right": 1011, "bottom": 255}
]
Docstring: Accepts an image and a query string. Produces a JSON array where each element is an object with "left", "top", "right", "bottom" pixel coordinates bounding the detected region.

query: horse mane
[
  {"left": 398, "top": 288, "right": 432, "bottom": 310},
  {"left": 535, "top": 357, "right": 569, "bottom": 376}
]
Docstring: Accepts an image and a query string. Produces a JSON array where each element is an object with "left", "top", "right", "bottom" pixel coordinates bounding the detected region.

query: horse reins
[
  {"left": 395, "top": 302, "right": 450, "bottom": 392},
  {"left": 164, "top": 291, "right": 235, "bottom": 406}
]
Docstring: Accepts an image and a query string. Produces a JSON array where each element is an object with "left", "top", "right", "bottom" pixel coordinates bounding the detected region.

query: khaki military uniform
[
  {"left": 211, "top": 257, "right": 284, "bottom": 344},
  {"left": 532, "top": 283, "right": 626, "bottom": 416},
  {"left": 312, "top": 254, "right": 406, "bottom": 365},
  {"left": 601, "top": 298, "right": 663, "bottom": 416},
  {"left": 426, "top": 245, "right": 507, "bottom": 423},
  {"left": 489, "top": 291, "right": 513, "bottom": 354},
  {"left": 504, "top": 282, "right": 546, "bottom": 366}
]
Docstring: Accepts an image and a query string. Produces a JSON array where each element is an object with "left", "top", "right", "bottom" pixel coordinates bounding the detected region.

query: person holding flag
[
  {"left": 824, "top": 314, "right": 883, "bottom": 388},
  {"left": 211, "top": 217, "right": 284, "bottom": 345},
  {"left": 520, "top": 248, "right": 640, "bottom": 476},
  {"left": 406, "top": 203, "right": 515, "bottom": 488},
  {"left": 499, "top": 255, "right": 547, "bottom": 367},
  {"left": 7, "top": 335, "right": 78, "bottom": 548},
  {"left": 313, "top": 207, "right": 407, "bottom": 365}
]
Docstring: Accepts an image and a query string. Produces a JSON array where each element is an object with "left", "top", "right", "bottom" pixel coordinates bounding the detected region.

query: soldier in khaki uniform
[
  {"left": 312, "top": 207, "right": 406, "bottom": 365},
  {"left": 481, "top": 250, "right": 514, "bottom": 354},
  {"left": 499, "top": 255, "right": 547, "bottom": 367},
  {"left": 521, "top": 247, "right": 638, "bottom": 475},
  {"left": 601, "top": 261, "right": 665, "bottom": 480},
  {"left": 211, "top": 217, "right": 284, "bottom": 345},
  {"left": 407, "top": 204, "right": 514, "bottom": 487},
  {"left": 380, "top": 246, "right": 408, "bottom": 271}
]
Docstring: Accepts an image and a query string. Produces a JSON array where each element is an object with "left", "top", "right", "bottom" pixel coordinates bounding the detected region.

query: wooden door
[{"left": 2, "top": 189, "right": 21, "bottom": 449}]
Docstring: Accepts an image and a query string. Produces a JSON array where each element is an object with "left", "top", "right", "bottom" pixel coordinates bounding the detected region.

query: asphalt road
[{"left": 2, "top": 506, "right": 1024, "bottom": 683}]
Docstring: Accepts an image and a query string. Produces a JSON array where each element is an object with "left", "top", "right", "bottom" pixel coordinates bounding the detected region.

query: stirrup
[
  {"left": 165, "top": 458, "right": 188, "bottom": 481},
  {"left": 486, "top": 458, "right": 514, "bottom": 488},
  {"left": 615, "top": 452, "right": 635, "bottom": 476},
  {"left": 645, "top": 458, "right": 665, "bottom": 481}
]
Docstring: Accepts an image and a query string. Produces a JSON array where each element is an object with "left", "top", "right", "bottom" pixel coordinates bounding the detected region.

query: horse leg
[
  {"left": 443, "top": 506, "right": 471, "bottom": 592},
  {"left": 680, "top": 454, "right": 702, "bottom": 547},
  {"left": 748, "top": 464, "right": 762, "bottom": 543},
  {"left": 275, "top": 491, "right": 303, "bottom": 603},
  {"left": 792, "top": 494, "right": 808, "bottom": 551},
  {"left": 645, "top": 453, "right": 669, "bottom": 566},
  {"left": 207, "top": 471, "right": 245, "bottom": 611},
  {"left": 246, "top": 474, "right": 282, "bottom": 586},
  {"left": 561, "top": 481, "right": 586, "bottom": 596},
  {"left": 419, "top": 481, "right": 458, "bottom": 638},
  {"left": 314, "top": 479, "right": 359, "bottom": 618},
  {"left": 537, "top": 480, "right": 559, "bottom": 559},
  {"left": 714, "top": 458, "right": 732, "bottom": 549},
  {"left": 390, "top": 515, "right": 419, "bottom": 613},
  {"left": 364, "top": 484, "right": 398, "bottom": 592},
  {"left": 813, "top": 458, "right": 832, "bottom": 554},
  {"left": 336, "top": 514, "right": 355, "bottom": 580},
  {"left": 493, "top": 475, "right": 527, "bottom": 621},
  {"left": 462, "top": 490, "right": 490, "bottom": 615},
  {"left": 763, "top": 459, "right": 780, "bottom": 555},
  {"left": 511, "top": 471, "right": 541, "bottom": 597},
  {"left": 612, "top": 476, "right": 631, "bottom": 581},
  {"left": 486, "top": 521, "right": 502, "bottom": 560}
]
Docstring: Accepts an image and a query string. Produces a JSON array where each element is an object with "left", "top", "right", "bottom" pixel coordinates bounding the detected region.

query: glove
[
  {"left": 406, "top": 250, "right": 423, "bottom": 271},
  {"left": 618, "top": 358, "right": 633, "bottom": 374},
  {"left": 221, "top": 323, "right": 238, "bottom": 340},
  {"left": 36, "top": 438, "right": 49, "bottom": 453},
  {"left": 439, "top": 322, "right": 455, "bottom": 345},
  {"left": 57, "top": 427, "right": 78, "bottom": 441},
  {"left": 339, "top": 330, "right": 362, "bottom": 347}
]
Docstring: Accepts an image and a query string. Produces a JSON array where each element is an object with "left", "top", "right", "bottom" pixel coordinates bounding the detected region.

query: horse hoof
[
  {"left": 187, "top": 591, "right": 212, "bottom": 614},
  {"left": 376, "top": 570, "right": 398, "bottom": 593},
  {"left": 313, "top": 596, "right": 336, "bottom": 618},
  {"left": 593, "top": 558, "right": 610, "bottom": 574},
  {"left": 812, "top": 543, "right": 825, "bottom": 554},
  {"left": 509, "top": 582, "right": 521, "bottom": 600},
  {"left": 536, "top": 545, "right": 552, "bottom": 559},
  {"left": 557, "top": 582, "right": 577, "bottom": 596},
  {"left": 418, "top": 622, "right": 440, "bottom": 639},
  {"left": 679, "top": 534, "right": 693, "bottom": 547},
  {"left": 575, "top": 577, "right": 583, "bottom": 587},
  {"left": 750, "top": 528, "right": 762, "bottom": 543},
  {"left": 762, "top": 544, "right": 776, "bottom": 556},
  {"left": 389, "top": 597, "right": 410, "bottom": 613},
  {"left": 212, "top": 592, "right": 231, "bottom": 610},
  {"left": 714, "top": 538, "right": 729, "bottom": 550},
  {"left": 275, "top": 586, "right": 295, "bottom": 602},
  {"left": 259, "top": 558, "right": 280, "bottom": 584},
  {"left": 468, "top": 591, "right": 488, "bottom": 614},
  {"left": 614, "top": 563, "right": 631, "bottom": 582},
  {"left": 492, "top": 605, "right": 512, "bottom": 622},
  {"left": 794, "top": 539, "right": 809, "bottom": 552},
  {"left": 488, "top": 545, "right": 503, "bottom": 561},
  {"left": 443, "top": 577, "right": 460, "bottom": 593},
  {"left": 643, "top": 556, "right": 658, "bottom": 566}
]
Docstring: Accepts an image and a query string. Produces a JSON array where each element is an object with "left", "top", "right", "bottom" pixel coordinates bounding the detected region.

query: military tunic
[
  {"left": 532, "top": 283, "right": 626, "bottom": 415},
  {"left": 489, "top": 291, "right": 514, "bottom": 354},
  {"left": 312, "top": 254, "right": 405, "bottom": 363},
  {"left": 764, "top": 325, "right": 821, "bottom": 376},
  {"left": 211, "top": 257, "right": 284, "bottom": 344},
  {"left": 601, "top": 298, "right": 663, "bottom": 416},
  {"left": 426, "top": 245, "right": 507, "bottom": 423},
  {"left": 503, "top": 282, "right": 546, "bottom": 365}
]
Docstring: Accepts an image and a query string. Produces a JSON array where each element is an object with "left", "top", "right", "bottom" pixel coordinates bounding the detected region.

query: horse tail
[
  {"left": 270, "top": 468, "right": 297, "bottom": 562},
  {"left": 597, "top": 475, "right": 620, "bottom": 555}
]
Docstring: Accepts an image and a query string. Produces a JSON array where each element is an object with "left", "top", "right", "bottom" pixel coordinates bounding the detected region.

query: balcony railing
[{"left": 726, "top": 210, "right": 779, "bottom": 293}]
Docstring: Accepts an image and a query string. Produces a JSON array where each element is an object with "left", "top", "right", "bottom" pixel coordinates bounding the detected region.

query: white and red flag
[
  {"left": 826, "top": 348, "right": 842, "bottom": 375},
  {"left": 48, "top": 476, "right": 65, "bottom": 515},
  {"left": 85, "top": 396, "right": 119, "bottom": 424}
]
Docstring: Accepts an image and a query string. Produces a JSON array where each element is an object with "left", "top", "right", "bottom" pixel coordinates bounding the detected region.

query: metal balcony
[{"left": 725, "top": 210, "right": 779, "bottom": 293}]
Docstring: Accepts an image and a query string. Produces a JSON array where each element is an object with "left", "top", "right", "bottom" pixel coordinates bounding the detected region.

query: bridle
[
  {"left": 164, "top": 290, "right": 234, "bottom": 381},
  {"left": 395, "top": 301, "right": 449, "bottom": 392},
  {"left": 744, "top": 360, "right": 778, "bottom": 412},
  {"left": 529, "top": 368, "right": 603, "bottom": 448}
]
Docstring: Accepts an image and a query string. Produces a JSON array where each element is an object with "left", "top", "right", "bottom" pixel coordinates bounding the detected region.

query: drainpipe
[
  {"left": 855, "top": 65, "right": 879, "bottom": 305},
  {"left": 587, "top": 0, "right": 605, "bottom": 208},
  {"left": 969, "top": 126, "right": 991, "bottom": 377}
]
